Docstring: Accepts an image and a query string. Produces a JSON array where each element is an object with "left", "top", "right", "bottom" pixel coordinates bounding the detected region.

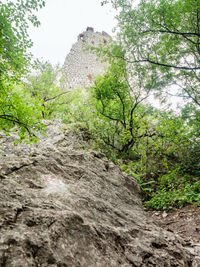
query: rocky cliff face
[
  {"left": 0, "top": 121, "right": 196, "bottom": 266},
  {"left": 63, "top": 27, "right": 110, "bottom": 90}
]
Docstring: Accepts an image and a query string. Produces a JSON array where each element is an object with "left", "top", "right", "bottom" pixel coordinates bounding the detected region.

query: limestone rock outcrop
[
  {"left": 0, "top": 121, "right": 195, "bottom": 266},
  {"left": 63, "top": 27, "right": 110, "bottom": 89}
]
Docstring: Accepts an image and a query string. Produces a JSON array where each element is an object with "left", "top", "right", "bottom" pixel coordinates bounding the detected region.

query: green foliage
[
  {"left": 119, "top": 110, "right": 199, "bottom": 210},
  {"left": 89, "top": 45, "right": 160, "bottom": 155},
  {"left": 0, "top": 81, "right": 45, "bottom": 141},
  {"left": 0, "top": 0, "right": 46, "bottom": 82},
  {"left": 26, "top": 60, "right": 69, "bottom": 119},
  {"left": 103, "top": 0, "right": 200, "bottom": 110},
  {"left": 0, "top": 0, "right": 46, "bottom": 139},
  {"left": 146, "top": 180, "right": 200, "bottom": 210},
  {"left": 179, "top": 141, "right": 200, "bottom": 176},
  {"left": 121, "top": 163, "right": 155, "bottom": 201},
  {"left": 122, "top": 161, "right": 200, "bottom": 210}
]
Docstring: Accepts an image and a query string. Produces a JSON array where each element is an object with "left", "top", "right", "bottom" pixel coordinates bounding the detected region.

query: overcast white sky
[{"left": 29, "top": 0, "right": 116, "bottom": 65}]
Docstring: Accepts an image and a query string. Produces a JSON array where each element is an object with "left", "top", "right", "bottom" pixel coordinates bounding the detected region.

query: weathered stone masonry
[{"left": 63, "top": 27, "right": 111, "bottom": 89}]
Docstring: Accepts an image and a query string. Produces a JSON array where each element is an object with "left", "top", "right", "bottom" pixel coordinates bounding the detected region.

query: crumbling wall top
[{"left": 78, "top": 27, "right": 111, "bottom": 41}]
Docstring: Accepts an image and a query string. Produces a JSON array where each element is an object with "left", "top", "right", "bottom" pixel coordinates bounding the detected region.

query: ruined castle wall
[{"left": 63, "top": 28, "right": 111, "bottom": 89}]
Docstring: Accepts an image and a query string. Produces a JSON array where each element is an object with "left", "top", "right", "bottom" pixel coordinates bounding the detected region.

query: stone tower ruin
[{"left": 63, "top": 27, "right": 111, "bottom": 89}]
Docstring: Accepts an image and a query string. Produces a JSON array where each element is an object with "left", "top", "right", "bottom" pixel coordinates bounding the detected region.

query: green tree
[
  {"left": 102, "top": 0, "right": 200, "bottom": 106},
  {"left": 26, "top": 60, "right": 69, "bottom": 119},
  {"left": 0, "top": 0, "right": 46, "bottom": 139},
  {"left": 89, "top": 45, "right": 159, "bottom": 155},
  {"left": 0, "top": 83, "right": 45, "bottom": 141},
  {"left": 0, "top": 0, "right": 45, "bottom": 81}
]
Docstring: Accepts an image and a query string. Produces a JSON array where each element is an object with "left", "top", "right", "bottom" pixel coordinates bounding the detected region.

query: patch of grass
[
  {"left": 121, "top": 163, "right": 200, "bottom": 210},
  {"left": 145, "top": 181, "right": 200, "bottom": 210}
]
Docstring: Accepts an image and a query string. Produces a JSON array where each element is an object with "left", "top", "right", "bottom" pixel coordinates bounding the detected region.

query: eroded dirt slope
[{"left": 148, "top": 205, "right": 200, "bottom": 266}]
